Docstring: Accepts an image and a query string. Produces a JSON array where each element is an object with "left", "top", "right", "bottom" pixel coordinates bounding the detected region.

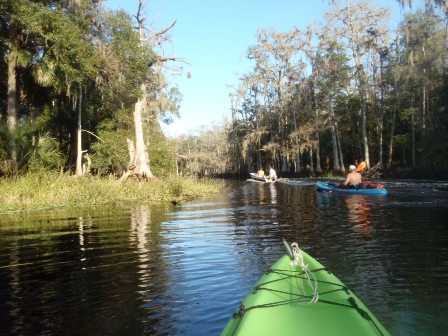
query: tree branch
[
  {"left": 82, "top": 129, "right": 104, "bottom": 142},
  {"left": 154, "top": 20, "right": 177, "bottom": 39},
  {"left": 158, "top": 55, "right": 183, "bottom": 63}
]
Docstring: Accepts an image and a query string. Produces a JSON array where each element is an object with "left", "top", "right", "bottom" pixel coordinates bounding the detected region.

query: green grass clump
[{"left": 0, "top": 174, "right": 225, "bottom": 213}]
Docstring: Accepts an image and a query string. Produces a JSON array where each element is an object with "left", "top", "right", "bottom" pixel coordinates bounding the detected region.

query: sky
[{"left": 103, "top": 0, "right": 414, "bottom": 137}]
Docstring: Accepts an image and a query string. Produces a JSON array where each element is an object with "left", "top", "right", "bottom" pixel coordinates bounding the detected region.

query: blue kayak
[{"left": 316, "top": 181, "right": 388, "bottom": 195}]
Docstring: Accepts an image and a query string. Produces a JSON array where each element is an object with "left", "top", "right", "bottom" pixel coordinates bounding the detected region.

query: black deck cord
[
  {"left": 347, "top": 297, "right": 384, "bottom": 336},
  {"left": 261, "top": 267, "right": 351, "bottom": 294},
  {"left": 233, "top": 296, "right": 384, "bottom": 336},
  {"left": 233, "top": 268, "right": 384, "bottom": 336},
  {"left": 255, "top": 285, "right": 350, "bottom": 300}
]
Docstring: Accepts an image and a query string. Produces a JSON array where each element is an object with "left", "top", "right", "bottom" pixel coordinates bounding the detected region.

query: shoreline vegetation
[{"left": 0, "top": 174, "right": 225, "bottom": 214}]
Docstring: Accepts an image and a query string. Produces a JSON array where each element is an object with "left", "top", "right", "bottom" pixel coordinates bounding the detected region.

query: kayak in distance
[
  {"left": 248, "top": 173, "right": 274, "bottom": 183},
  {"left": 221, "top": 240, "right": 390, "bottom": 336},
  {"left": 316, "top": 181, "right": 388, "bottom": 195}
]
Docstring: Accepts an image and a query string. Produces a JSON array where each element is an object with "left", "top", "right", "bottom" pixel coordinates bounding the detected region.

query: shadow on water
[
  {"left": 0, "top": 179, "right": 447, "bottom": 335},
  {"left": 0, "top": 206, "right": 173, "bottom": 335}
]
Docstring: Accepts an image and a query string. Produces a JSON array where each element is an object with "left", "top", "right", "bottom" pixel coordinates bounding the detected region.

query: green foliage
[
  {"left": 160, "top": 86, "right": 182, "bottom": 124},
  {"left": 146, "top": 126, "right": 177, "bottom": 177},
  {"left": 393, "top": 134, "right": 409, "bottom": 146},
  {"left": 0, "top": 0, "right": 188, "bottom": 180},
  {"left": 13, "top": 0, "right": 99, "bottom": 86},
  {"left": 91, "top": 109, "right": 134, "bottom": 175},
  {"left": 0, "top": 123, "right": 62, "bottom": 174},
  {"left": 98, "top": 10, "right": 157, "bottom": 107},
  {"left": 0, "top": 121, "right": 34, "bottom": 166},
  {"left": 91, "top": 109, "right": 176, "bottom": 177},
  {"left": 419, "top": 129, "right": 448, "bottom": 168},
  {"left": 0, "top": 124, "right": 11, "bottom": 161},
  {"left": 26, "top": 133, "right": 63, "bottom": 173}
]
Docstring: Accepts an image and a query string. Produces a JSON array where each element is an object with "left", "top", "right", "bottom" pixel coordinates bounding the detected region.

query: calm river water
[{"left": 1, "top": 179, "right": 448, "bottom": 335}]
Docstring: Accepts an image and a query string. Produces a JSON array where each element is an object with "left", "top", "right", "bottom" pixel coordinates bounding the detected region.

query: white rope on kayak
[{"left": 290, "top": 242, "right": 319, "bottom": 304}]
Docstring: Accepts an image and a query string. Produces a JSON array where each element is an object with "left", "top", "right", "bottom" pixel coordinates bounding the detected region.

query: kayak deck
[
  {"left": 249, "top": 173, "right": 274, "bottom": 183},
  {"left": 249, "top": 173, "right": 266, "bottom": 181},
  {"left": 222, "top": 251, "right": 389, "bottom": 336},
  {"left": 316, "top": 181, "right": 388, "bottom": 195}
]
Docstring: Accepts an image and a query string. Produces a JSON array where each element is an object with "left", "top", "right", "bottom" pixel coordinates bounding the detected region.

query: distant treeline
[
  {"left": 227, "top": 2, "right": 448, "bottom": 178},
  {"left": 176, "top": 1, "right": 448, "bottom": 179}
]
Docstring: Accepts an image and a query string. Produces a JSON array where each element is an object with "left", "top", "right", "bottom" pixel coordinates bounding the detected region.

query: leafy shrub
[
  {"left": 27, "top": 133, "right": 63, "bottom": 173},
  {"left": 91, "top": 108, "right": 177, "bottom": 177}
]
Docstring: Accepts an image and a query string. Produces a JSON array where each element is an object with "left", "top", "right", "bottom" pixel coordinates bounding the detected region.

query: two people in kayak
[{"left": 254, "top": 165, "right": 277, "bottom": 181}]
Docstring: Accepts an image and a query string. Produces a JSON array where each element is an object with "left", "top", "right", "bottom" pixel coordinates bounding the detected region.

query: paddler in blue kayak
[{"left": 340, "top": 164, "right": 362, "bottom": 188}]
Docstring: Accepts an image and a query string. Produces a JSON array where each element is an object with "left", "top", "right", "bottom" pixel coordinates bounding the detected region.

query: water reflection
[
  {"left": 269, "top": 182, "right": 277, "bottom": 204},
  {"left": 130, "top": 204, "right": 151, "bottom": 286},
  {"left": 344, "top": 195, "right": 374, "bottom": 237},
  {"left": 0, "top": 181, "right": 447, "bottom": 335}
]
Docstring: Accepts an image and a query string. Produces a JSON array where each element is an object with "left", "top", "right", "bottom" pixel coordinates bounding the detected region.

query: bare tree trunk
[
  {"left": 315, "top": 108, "right": 322, "bottom": 174},
  {"left": 7, "top": 46, "right": 18, "bottom": 174},
  {"left": 314, "top": 142, "right": 322, "bottom": 174},
  {"left": 331, "top": 124, "right": 339, "bottom": 171},
  {"left": 293, "top": 155, "right": 297, "bottom": 176},
  {"left": 329, "top": 95, "right": 340, "bottom": 171},
  {"left": 387, "top": 84, "right": 400, "bottom": 170},
  {"left": 121, "top": 1, "right": 155, "bottom": 181},
  {"left": 82, "top": 153, "right": 91, "bottom": 175},
  {"left": 133, "top": 97, "right": 153, "bottom": 178},
  {"left": 282, "top": 154, "right": 288, "bottom": 174},
  {"left": 411, "top": 106, "right": 416, "bottom": 169},
  {"left": 422, "top": 68, "right": 428, "bottom": 167},
  {"left": 378, "top": 120, "right": 384, "bottom": 167},
  {"left": 378, "top": 54, "right": 385, "bottom": 167},
  {"left": 310, "top": 67, "right": 321, "bottom": 174},
  {"left": 387, "top": 108, "right": 396, "bottom": 170},
  {"left": 422, "top": 47, "right": 427, "bottom": 131},
  {"left": 354, "top": 53, "right": 370, "bottom": 168},
  {"left": 360, "top": 91, "right": 370, "bottom": 168},
  {"left": 76, "top": 85, "right": 83, "bottom": 176},
  {"left": 336, "top": 122, "right": 345, "bottom": 173},
  {"left": 309, "top": 147, "right": 315, "bottom": 175}
]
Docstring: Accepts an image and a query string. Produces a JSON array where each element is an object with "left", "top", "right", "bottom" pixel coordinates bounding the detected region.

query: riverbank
[{"left": 0, "top": 174, "right": 225, "bottom": 213}]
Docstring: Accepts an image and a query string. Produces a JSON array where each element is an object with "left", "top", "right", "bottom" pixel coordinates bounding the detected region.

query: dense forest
[
  {"left": 177, "top": 0, "right": 448, "bottom": 179},
  {"left": 0, "top": 0, "right": 181, "bottom": 179},
  {"left": 1, "top": 0, "right": 448, "bottom": 180}
]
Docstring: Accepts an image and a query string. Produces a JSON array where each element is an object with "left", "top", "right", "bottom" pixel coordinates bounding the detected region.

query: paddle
[
  {"left": 355, "top": 162, "right": 385, "bottom": 188},
  {"left": 356, "top": 161, "right": 366, "bottom": 172},
  {"left": 362, "top": 181, "right": 385, "bottom": 189}
]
